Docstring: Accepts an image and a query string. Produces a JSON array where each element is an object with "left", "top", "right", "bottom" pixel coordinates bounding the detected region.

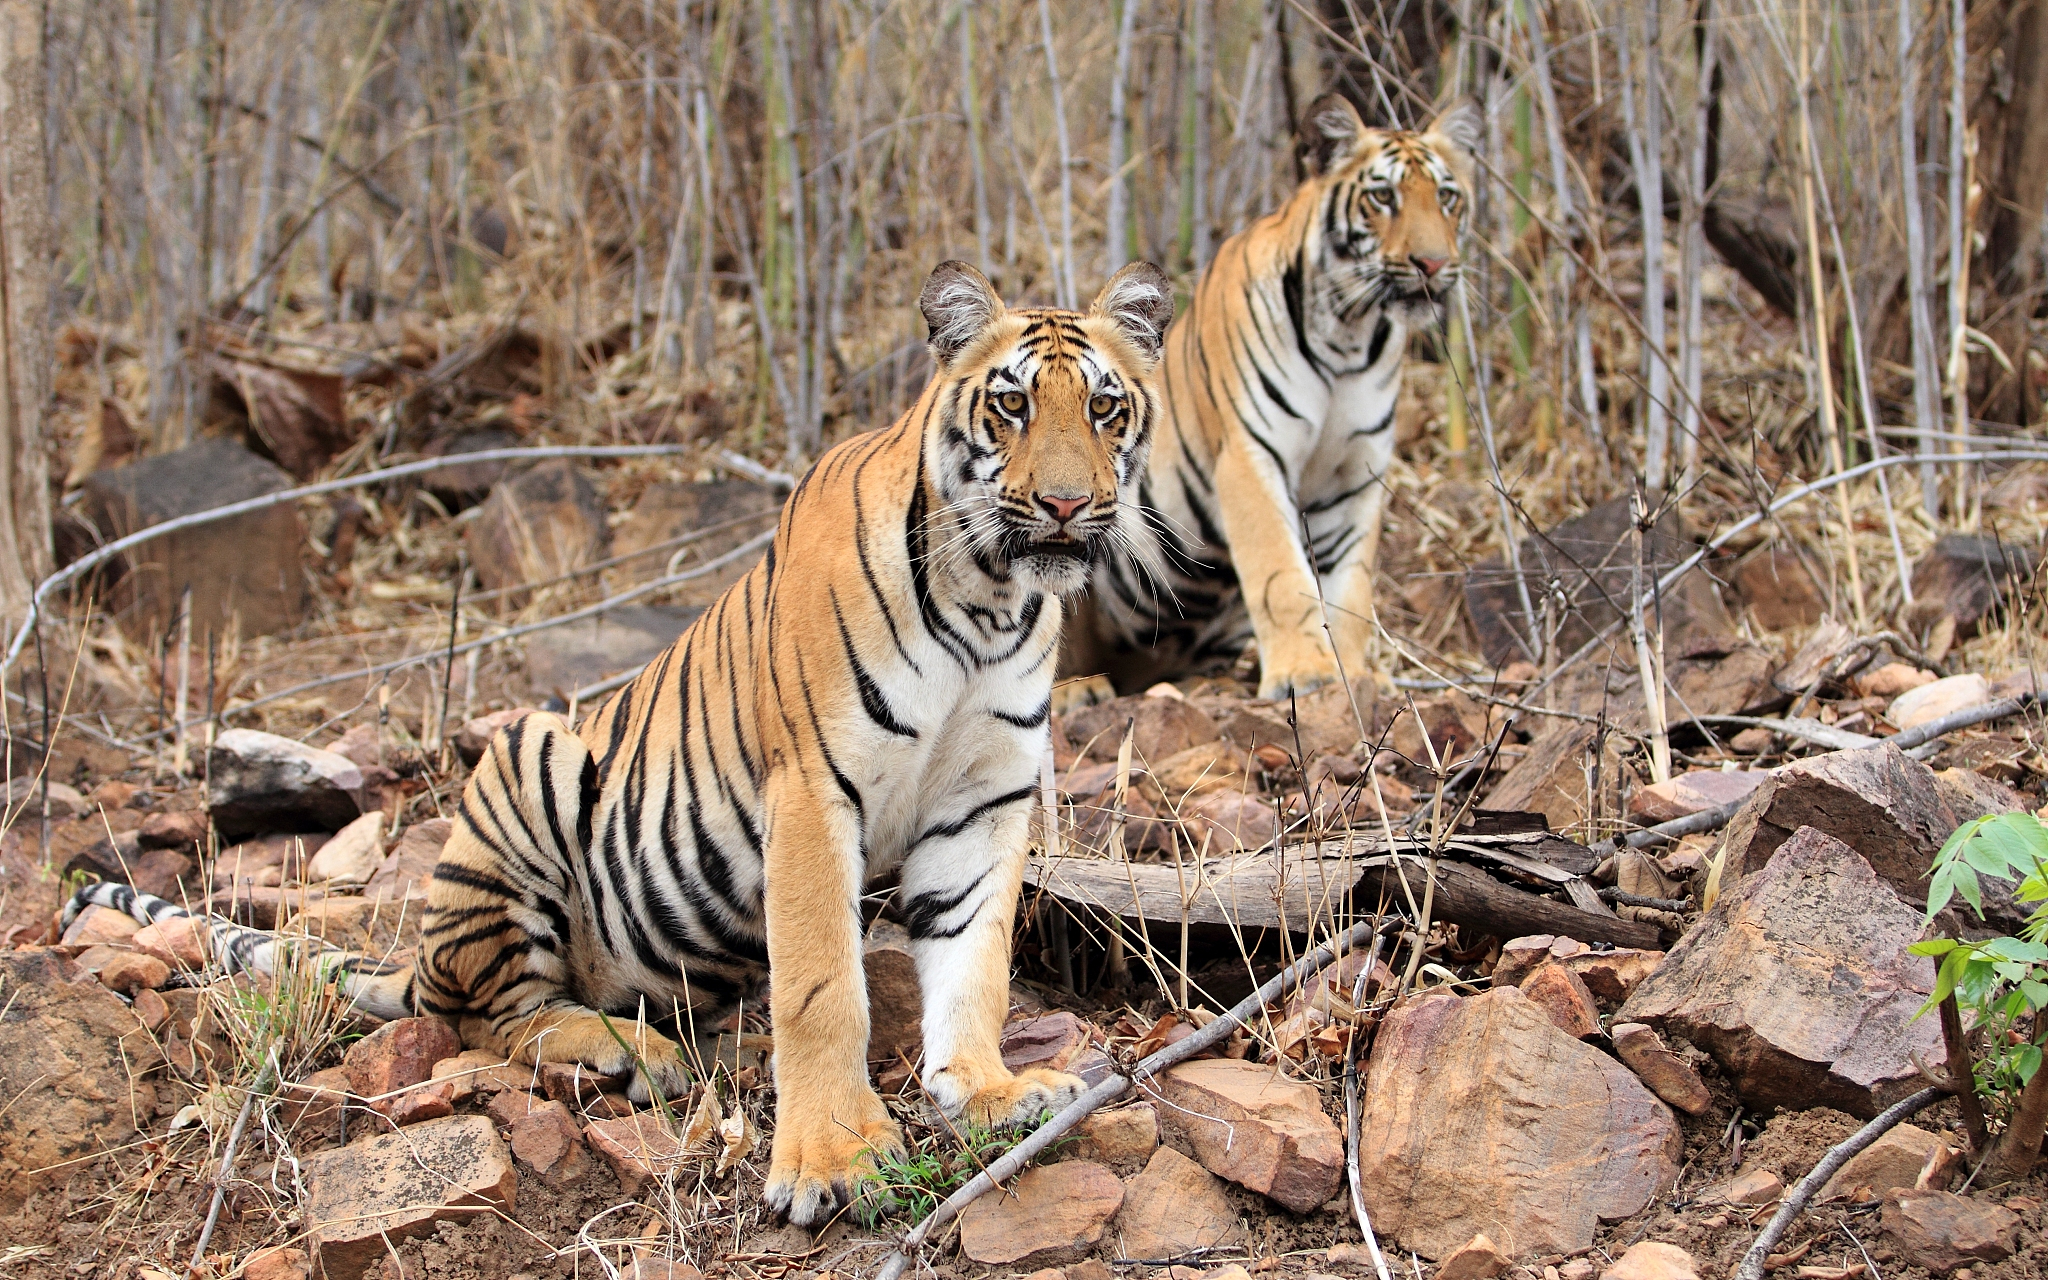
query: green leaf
[
  {"left": 2019, "top": 1043, "right": 2043, "bottom": 1086},
  {"left": 1934, "top": 816, "right": 1992, "bottom": 870},
  {"left": 1957, "top": 862, "right": 1986, "bottom": 918},
  {"left": 1910, "top": 938, "right": 1961, "bottom": 957},
  {"left": 1926, "top": 862, "right": 1961, "bottom": 919}
]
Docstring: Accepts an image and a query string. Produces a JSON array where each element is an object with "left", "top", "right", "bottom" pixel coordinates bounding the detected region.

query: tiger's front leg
[
  {"left": 903, "top": 803, "right": 1084, "bottom": 1128},
  {"left": 760, "top": 770, "right": 904, "bottom": 1229}
]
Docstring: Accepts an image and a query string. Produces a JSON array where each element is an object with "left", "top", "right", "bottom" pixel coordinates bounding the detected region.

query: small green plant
[
  {"left": 1910, "top": 811, "right": 2048, "bottom": 1176},
  {"left": 849, "top": 1114, "right": 1064, "bottom": 1227}
]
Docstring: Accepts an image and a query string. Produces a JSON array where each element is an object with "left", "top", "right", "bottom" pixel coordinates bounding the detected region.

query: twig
[
  {"left": 1734, "top": 1087, "right": 1945, "bottom": 1280},
  {"left": 871, "top": 916, "right": 1402, "bottom": 1280},
  {"left": 1343, "top": 935, "right": 1395, "bottom": 1280},
  {"left": 189, "top": 1057, "right": 278, "bottom": 1274},
  {"left": 1585, "top": 799, "right": 1745, "bottom": 860}
]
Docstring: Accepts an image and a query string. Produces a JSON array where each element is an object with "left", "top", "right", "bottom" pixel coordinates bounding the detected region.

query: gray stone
[{"left": 207, "top": 728, "right": 364, "bottom": 837}]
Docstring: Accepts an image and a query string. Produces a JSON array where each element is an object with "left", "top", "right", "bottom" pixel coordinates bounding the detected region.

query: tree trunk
[
  {"left": 1973, "top": 0, "right": 2048, "bottom": 427},
  {"left": 0, "top": 0, "right": 53, "bottom": 625}
]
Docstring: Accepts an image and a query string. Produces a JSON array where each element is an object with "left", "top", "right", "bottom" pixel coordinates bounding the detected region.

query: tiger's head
[
  {"left": 1299, "top": 94, "right": 1479, "bottom": 328},
  {"left": 916, "top": 260, "right": 1173, "bottom": 595}
]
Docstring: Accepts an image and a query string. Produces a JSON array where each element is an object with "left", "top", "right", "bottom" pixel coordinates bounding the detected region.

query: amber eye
[
  {"left": 1090, "top": 394, "right": 1116, "bottom": 417},
  {"left": 998, "top": 390, "right": 1028, "bottom": 415}
]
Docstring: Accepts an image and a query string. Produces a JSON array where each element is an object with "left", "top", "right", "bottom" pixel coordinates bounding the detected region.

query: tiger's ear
[
  {"left": 1088, "top": 262, "right": 1175, "bottom": 363},
  {"left": 920, "top": 260, "right": 1005, "bottom": 366},
  {"left": 1301, "top": 93, "right": 1367, "bottom": 176},
  {"left": 1424, "top": 98, "right": 1482, "bottom": 158}
]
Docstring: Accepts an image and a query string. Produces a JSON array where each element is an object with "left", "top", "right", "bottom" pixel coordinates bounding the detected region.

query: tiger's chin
[
  {"left": 1013, "top": 540, "right": 1096, "bottom": 594},
  {"left": 1387, "top": 289, "right": 1449, "bottom": 328}
]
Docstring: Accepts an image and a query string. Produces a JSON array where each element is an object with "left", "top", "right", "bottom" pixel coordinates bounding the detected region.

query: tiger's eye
[
  {"left": 1090, "top": 394, "right": 1115, "bottom": 417},
  {"left": 999, "top": 390, "right": 1027, "bottom": 414}
]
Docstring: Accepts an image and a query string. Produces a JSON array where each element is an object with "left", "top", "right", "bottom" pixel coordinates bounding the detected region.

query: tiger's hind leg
[{"left": 418, "top": 711, "right": 690, "bottom": 1104}]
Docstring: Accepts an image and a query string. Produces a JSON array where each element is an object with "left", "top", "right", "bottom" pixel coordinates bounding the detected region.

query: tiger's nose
[
  {"left": 1035, "top": 492, "right": 1091, "bottom": 525},
  {"left": 1413, "top": 254, "right": 1450, "bottom": 279}
]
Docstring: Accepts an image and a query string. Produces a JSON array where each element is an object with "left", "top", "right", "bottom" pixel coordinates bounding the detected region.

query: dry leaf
[
  {"left": 714, "top": 1108, "right": 757, "bottom": 1176},
  {"left": 681, "top": 1088, "right": 723, "bottom": 1156},
  {"left": 1762, "top": 1240, "right": 1813, "bottom": 1270}
]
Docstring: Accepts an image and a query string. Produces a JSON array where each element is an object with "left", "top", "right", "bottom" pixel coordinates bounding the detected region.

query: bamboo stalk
[
  {"left": 959, "top": 0, "right": 994, "bottom": 276},
  {"left": 1106, "top": 0, "right": 1141, "bottom": 276},
  {"left": 1618, "top": 0, "right": 1670, "bottom": 491},
  {"left": 1036, "top": 0, "right": 1078, "bottom": 309},
  {"left": 1898, "top": 0, "right": 1944, "bottom": 516}
]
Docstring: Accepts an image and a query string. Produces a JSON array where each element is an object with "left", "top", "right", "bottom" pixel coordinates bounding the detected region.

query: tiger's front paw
[
  {"left": 949, "top": 1066, "right": 1087, "bottom": 1129},
  {"left": 1255, "top": 644, "right": 1343, "bottom": 702},
  {"left": 763, "top": 1090, "right": 904, "bottom": 1230}
]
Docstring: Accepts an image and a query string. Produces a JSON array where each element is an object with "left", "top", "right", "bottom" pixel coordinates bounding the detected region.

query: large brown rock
[
  {"left": 1618, "top": 826, "right": 1943, "bottom": 1117},
  {"left": 1156, "top": 1057, "right": 1344, "bottom": 1213},
  {"left": 604, "top": 480, "right": 783, "bottom": 607},
  {"left": 366, "top": 818, "right": 448, "bottom": 903},
  {"left": 467, "top": 461, "right": 609, "bottom": 600},
  {"left": 1483, "top": 722, "right": 1628, "bottom": 838},
  {"left": 1880, "top": 1189, "right": 2019, "bottom": 1272},
  {"left": 1732, "top": 546, "right": 1826, "bottom": 632},
  {"left": 302, "top": 1115, "right": 517, "bottom": 1280},
  {"left": 78, "top": 438, "right": 309, "bottom": 641},
  {"left": 1818, "top": 1123, "right": 1960, "bottom": 1200},
  {"left": 343, "top": 1016, "right": 463, "bottom": 1108},
  {"left": 207, "top": 729, "right": 364, "bottom": 838},
  {"left": 0, "top": 950, "right": 166, "bottom": 1212},
  {"left": 1357, "top": 988, "right": 1681, "bottom": 1259},
  {"left": 1113, "top": 1145, "right": 1243, "bottom": 1260},
  {"left": 1609, "top": 1024, "right": 1711, "bottom": 1116},
  {"left": 865, "top": 919, "right": 922, "bottom": 1061},
  {"left": 1056, "top": 693, "right": 1221, "bottom": 767},
  {"left": 957, "top": 1160, "right": 1124, "bottom": 1267}
]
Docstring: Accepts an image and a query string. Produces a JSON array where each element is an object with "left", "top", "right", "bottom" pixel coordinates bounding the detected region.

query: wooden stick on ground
[
  {"left": 871, "top": 916, "right": 1401, "bottom": 1280},
  {"left": 1733, "top": 1086, "right": 1945, "bottom": 1280}
]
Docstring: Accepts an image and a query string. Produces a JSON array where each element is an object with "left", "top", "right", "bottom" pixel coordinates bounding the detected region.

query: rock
[
  {"left": 284, "top": 894, "right": 423, "bottom": 957},
  {"left": 343, "top": 1017, "right": 464, "bottom": 1107},
  {"left": 277, "top": 1067, "right": 352, "bottom": 1131},
  {"left": 1619, "top": 826, "right": 1943, "bottom": 1117},
  {"left": 1179, "top": 789, "right": 1282, "bottom": 853},
  {"left": 1854, "top": 662, "right": 1937, "bottom": 699},
  {"left": 1518, "top": 961, "right": 1601, "bottom": 1039},
  {"left": 1820, "top": 1124, "right": 1961, "bottom": 1199},
  {"left": 1056, "top": 693, "right": 1221, "bottom": 767},
  {"left": 1730, "top": 727, "right": 1774, "bottom": 754},
  {"left": 585, "top": 1113, "right": 690, "bottom": 1195},
  {"left": 1609, "top": 1024, "right": 1711, "bottom": 1116},
  {"left": 1483, "top": 722, "right": 1627, "bottom": 837},
  {"left": 366, "top": 819, "right": 448, "bottom": 903},
  {"left": 1888, "top": 674, "right": 1993, "bottom": 731},
  {"left": 302, "top": 1115, "right": 517, "bottom": 1280},
  {"left": 1599, "top": 1242, "right": 1697, "bottom": 1280},
  {"left": 77, "top": 438, "right": 309, "bottom": 641},
  {"left": 1493, "top": 937, "right": 1663, "bottom": 1008},
  {"left": 1714, "top": 743, "right": 1970, "bottom": 913},
  {"left": 137, "top": 808, "right": 208, "bottom": 851},
  {"left": 521, "top": 605, "right": 699, "bottom": 701},
  {"left": 327, "top": 725, "right": 382, "bottom": 769},
  {"left": 508, "top": 1099, "right": 590, "bottom": 1186},
  {"left": 467, "top": 461, "right": 609, "bottom": 599},
  {"left": 62, "top": 903, "right": 139, "bottom": 946},
  {"left": 1732, "top": 546, "right": 1826, "bottom": 632},
  {"left": 865, "top": 919, "right": 922, "bottom": 1061},
  {"left": 76, "top": 944, "right": 170, "bottom": 993},
  {"left": 1358, "top": 988, "right": 1681, "bottom": 1259},
  {"left": 958, "top": 1160, "right": 1124, "bottom": 1267},
  {"left": 1, "top": 777, "right": 86, "bottom": 817},
  {"left": 208, "top": 729, "right": 364, "bottom": 838},
  {"left": 603, "top": 480, "right": 783, "bottom": 604},
  {"left": 306, "top": 811, "right": 388, "bottom": 885},
  {"left": 421, "top": 427, "right": 519, "bottom": 510},
  {"left": 217, "top": 883, "right": 327, "bottom": 930},
  {"left": 131, "top": 915, "right": 210, "bottom": 969},
  {"left": 1067, "top": 1102, "right": 1160, "bottom": 1164},
  {"left": 384, "top": 1084, "right": 456, "bottom": 1126},
  {"left": 1002, "top": 1012, "right": 1115, "bottom": 1086},
  {"left": 1435, "top": 1234, "right": 1510, "bottom": 1280},
  {"left": 1881, "top": 1189, "right": 2019, "bottom": 1272},
  {"left": 454, "top": 708, "right": 535, "bottom": 766},
  {"left": 1113, "top": 1146, "right": 1243, "bottom": 1260},
  {"left": 0, "top": 950, "right": 165, "bottom": 1212},
  {"left": 539, "top": 1060, "right": 631, "bottom": 1111},
  {"left": 1157, "top": 1057, "right": 1344, "bottom": 1213},
  {"left": 214, "top": 832, "right": 327, "bottom": 889},
  {"left": 432, "top": 1051, "right": 533, "bottom": 1102},
  {"left": 244, "top": 1246, "right": 312, "bottom": 1280},
  {"left": 1626, "top": 769, "right": 1768, "bottom": 824},
  {"left": 1710, "top": 1168, "right": 1783, "bottom": 1205},
  {"left": 1908, "top": 534, "right": 2033, "bottom": 634},
  {"left": 132, "top": 987, "right": 170, "bottom": 1031},
  {"left": 487, "top": 1089, "right": 550, "bottom": 1128}
]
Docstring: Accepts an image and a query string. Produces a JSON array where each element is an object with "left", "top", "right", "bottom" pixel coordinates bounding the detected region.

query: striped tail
[{"left": 63, "top": 882, "right": 417, "bottom": 1020}]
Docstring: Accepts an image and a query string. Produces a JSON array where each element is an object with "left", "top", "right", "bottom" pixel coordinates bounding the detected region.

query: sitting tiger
[
  {"left": 1063, "top": 94, "right": 1477, "bottom": 703},
  {"left": 67, "top": 258, "right": 1173, "bottom": 1228}
]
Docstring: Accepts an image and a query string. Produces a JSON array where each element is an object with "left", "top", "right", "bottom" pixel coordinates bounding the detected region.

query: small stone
[
  {"left": 244, "top": 1246, "right": 312, "bottom": 1280},
  {"left": 366, "top": 819, "right": 448, "bottom": 903},
  {"left": 1114, "top": 1146, "right": 1242, "bottom": 1260},
  {"left": 1067, "top": 1102, "right": 1159, "bottom": 1164},
  {"left": 1599, "top": 1242, "right": 1697, "bottom": 1280},
  {"left": 89, "top": 780, "right": 138, "bottom": 811},
  {"left": 865, "top": 919, "right": 923, "bottom": 1061},
  {"left": 1609, "top": 1024, "right": 1711, "bottom": 1116},
  {"left": 137, "top": 808, "right": 208, "bottom": 850},
  {"left": 277, "top": 1066, "right": 351, "bottom": 1131},
  {"left": 1570, "top": 950, "right": 1665, "bottom": 1008},
  {"left": 1435, "top": 1234, "right": 1510, "bottom": 1280},
  {"left": 1627, "top": 770, "right": 1768, "bottom": 825},
  {"left": 538, "top": 1060, "right": 631, "bottom": 1111},
  {"left": 131, "top": 915, "right": 210, "bottom": 969},
  {"left": 1157, "top": 1057, "right": 1344, "bottom": 1212},
  {"left": 488, "top": 1089, "right": 550, "bottom": 1128},
  {"left": 306, "top": 811, "right": 388, "bottom": 885},
  {"left": 1854, "top": 663, "right": 1937, "bottom": 699},
  {"left": 585, "top": 1113, "right": 690, "bottom": 1196},
  {"left": 62, "top": 903, "right": 139, "bottom": 946},
  {"left": 384, "top": 1084, "right": 456, "bottom": 1126},
  {"left": 454, "top": 709, "right": 535, "bottom": 766},
  {"left": 343, "top": 1016, "right": 464, "bottom": 1104},
  {"left": 207, "top": 728, "right": 364, "bottom": 838},
  {"left": 957, "top": 1160, "right": 1123, "bottom": 1267},
  {"left": 1730, "top": 727, "right": 1774, "bottom": 754},
  {"left": 1888, "top": 674, "right": 1993, "bottom": 731},
  {"left": 467, "top": 462, "right": 609, "bottom": 598},
  {"left": 301, "top": 1115, "right": 517, "bottom": 1280},
  {"left": 1558, "top": 1260, "right": 1595, "bottom": 1280},
  {"left": 628, "top": 1258, "right": 705, "bottom": 1280},
  {"left": 1519, "top": 961, "right": 1601, "bottom": 1039},
  {"left": 1710, "top": 1168, "right": 1783, "bottom": 1206},
  {"left": 328, "top": 725, "right": 383, "bottom": 769},
  {"left": 1000, "top": 1011, "right": 1095, "bottom": 1073},
  {"left": 1065, "top": 1260, "right": 1116, "bottom": 1280},
  {"left": 1325, "top": 1242, "right": 1376, "bottom": 1269},
  {"left": 1881, "top": 1189, "right": 2019, "bottom": 1272},
  {"left": 432, "top": 1051, "right": 534, "bottom": 1102},
  {"left": 132, "top": 987, "right": 170, "bottom": 1031},
  {"left": 508, "top": 1099, "right": 590, "bottom": 1186},
  {"left": 76, "top": 944, "right": 170, "bottom": 993},
  {"left": 1819, "top": 1123, "right": 1960, "bottom": 1200}
]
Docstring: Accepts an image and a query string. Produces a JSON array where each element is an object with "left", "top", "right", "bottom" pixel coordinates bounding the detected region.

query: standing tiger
[
  {"left": 1063, "top": 94, "right": 1477, "bottom": 702},
  {"left": 67, "top": 259, "right": 1173, "bottom": 1228}
]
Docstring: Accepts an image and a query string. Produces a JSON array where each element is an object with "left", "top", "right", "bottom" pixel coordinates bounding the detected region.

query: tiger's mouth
[{"left": 1021, "top": 540, "right": 1092, "bottom": 561}]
